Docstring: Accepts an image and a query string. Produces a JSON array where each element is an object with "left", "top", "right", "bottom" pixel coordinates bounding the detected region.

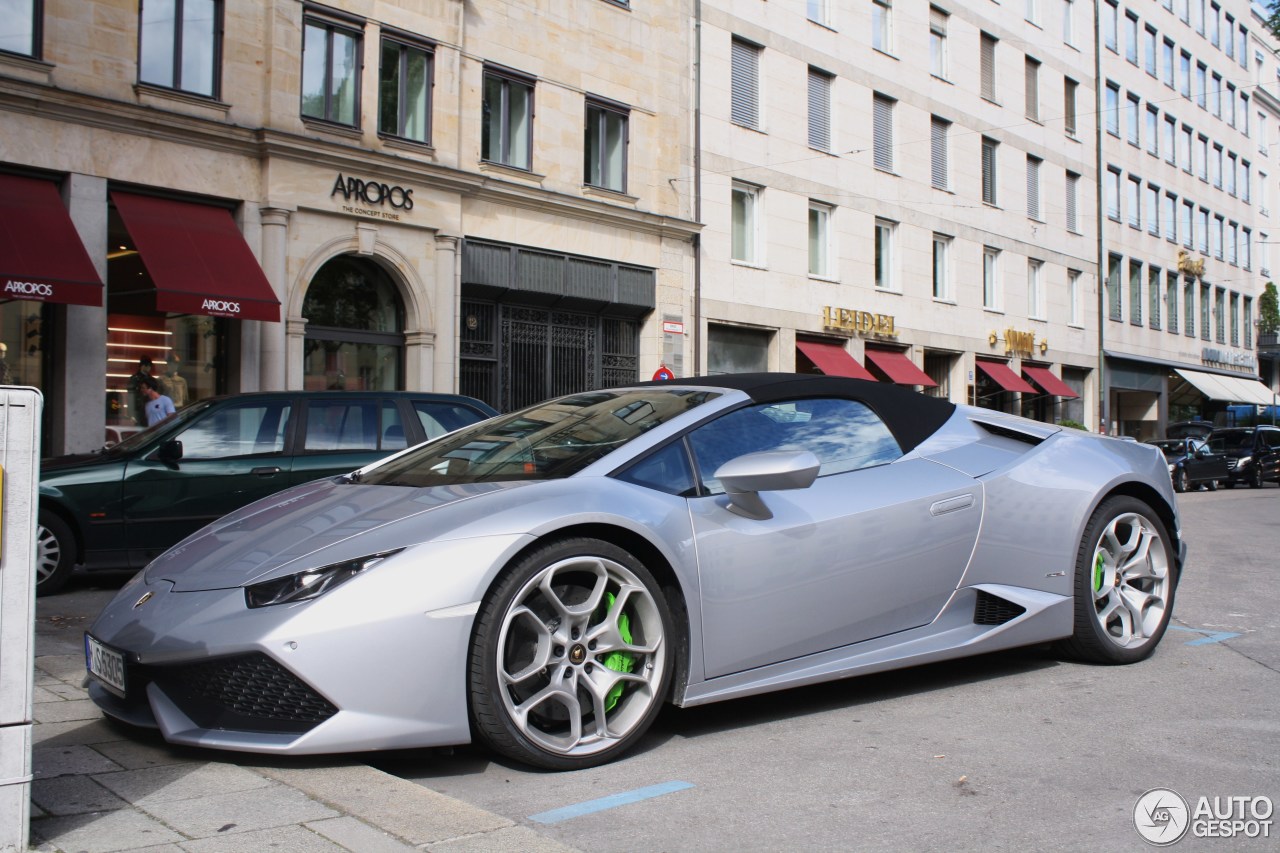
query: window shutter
[
  {"left": 1066, "top": 173, "right": 1078, "bottom": 231},
  {"left": 808, "top": 69, "right": 831, "bottom": 151},
  {"left": 1024, "top": 58, "right": 1039, "bottom": 120},
  {"left": 1026, "top": 156, "right": 1041, "bottom": 219},
  {"left": 873, "top": 94, "right": 894, "bottom": 171},
  {"left": 980, "top": 34, "right": 996, "bottom": 100},
  {"left": 731, "top": 39, "right": 760, "bottom": 128},
  {"left": 982, "top": 139, "right": 996, "bottom": 204},
  {"left": 931, "top": 117, "right": 949, "bottom": 189},
  {"left": 1064, "top": 79, "right": 1077, "bottom": 135}
]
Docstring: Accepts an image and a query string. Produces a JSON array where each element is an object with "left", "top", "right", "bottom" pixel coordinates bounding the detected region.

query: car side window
[
  {"left": 415, "top": 401, "right": 489, "bottom": 440},
  {"left": 382, "top": 401, "right": 407, "bottom": 450},
  {"left": 304, "top": 400, "right": 379, "bottom": 452},
  {"left": 615, "top": 440, "right": 697, "bottom": 497},
  {"left": 687, "top": 397, "right": 903, "bottom": 494},
  {"left": 173, "top": 402, "right": 291, "bottom": 460}
]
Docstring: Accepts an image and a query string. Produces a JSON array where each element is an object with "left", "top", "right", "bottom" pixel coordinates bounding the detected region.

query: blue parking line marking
[
  {"left": 1168, "top": 626, "right": 1242, "bottom": 645},
  {"left": 528, "top": 781, "right": 695, "bottom": 824}
]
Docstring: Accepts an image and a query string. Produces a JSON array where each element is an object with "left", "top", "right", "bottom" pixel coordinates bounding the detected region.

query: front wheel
[
  {"left": 469, "top": 538, "right": 674, "bottom": 770},
  {"left": 35, "top": 511, "right": 77, "bottom": 596},
  {"left": 1173, "top": 468, "right": 1188, "bottom": 493},
  {"left": 1249, "top": 465, "right": 1264, "bottom": 488},
  {"left": 1056, "top": 496, "right": 1176, "bottom": 665}
]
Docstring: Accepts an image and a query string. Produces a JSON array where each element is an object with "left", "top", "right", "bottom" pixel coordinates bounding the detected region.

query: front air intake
[{"left": 974, "top": 590, "right": 1027, "bottom": 625}]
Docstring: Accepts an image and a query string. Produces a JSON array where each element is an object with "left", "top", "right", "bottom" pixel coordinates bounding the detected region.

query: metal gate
[{"left": 460, "top": 301, "right": 639, "bottom": 412}]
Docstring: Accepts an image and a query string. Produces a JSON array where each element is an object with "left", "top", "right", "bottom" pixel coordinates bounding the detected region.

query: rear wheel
[
  {"left": 469, "top": 538, "right": 674, "bottom": 770},
  {"left": 1172, "top": 468, "right": 1188, "bottom": 493},
  {"left": 1249, "top": 465, "right": 1264, "bottom": 488},
  {"left": 35, "top": 511, "right": 77, "bottom": 596},
  {"left": 1057, "top": 496, "right": 1176, "bottom": 665}
]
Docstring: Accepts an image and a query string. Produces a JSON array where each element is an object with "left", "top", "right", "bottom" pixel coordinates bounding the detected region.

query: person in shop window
[
  {"left": 141, "top": 376, "right": 176, "bottom": 426},
  {"left": 0, "top": 343, "right": 12, "bottom": 385},
  {"left": 160, "top": 353, "right": 189, "bottom": 408},
  {"left": 127, "top": 356, "right": 154, "bottom": 425}
]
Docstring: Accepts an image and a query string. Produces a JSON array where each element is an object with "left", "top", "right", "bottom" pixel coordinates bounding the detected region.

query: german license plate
[{"left": 85, "top": 634, "right": 126, "bottom": 697}]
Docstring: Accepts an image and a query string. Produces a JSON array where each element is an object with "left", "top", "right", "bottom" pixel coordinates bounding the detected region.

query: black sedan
[{"left": 1147, "top": 438, "right": 1229, "bottom": 493}]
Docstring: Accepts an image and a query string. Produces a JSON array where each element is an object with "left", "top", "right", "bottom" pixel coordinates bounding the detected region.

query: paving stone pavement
[{"left": 25, "top": 589, "right": 579, "bottom": 853}]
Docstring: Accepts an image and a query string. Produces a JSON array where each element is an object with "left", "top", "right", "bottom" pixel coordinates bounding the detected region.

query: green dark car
[{"left": 37, "top": 390, "right": 497, "bottom": 595}]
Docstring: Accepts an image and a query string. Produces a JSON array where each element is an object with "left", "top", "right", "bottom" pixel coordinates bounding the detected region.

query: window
[
  {"left": 1227, "top": 221, "right": 1238, "bottom": 264},
  {"left": 1211, "top": 143, "right": 1223, "bottom": 188},
  {"left": 1027, "top": 155, "right": 1042, "bottom": 220},
  {"left": 1179, "top": 124, "right": 1192, "bottom": 172},
  {"left": 1145, "top": 105, "right": 1159, "bottom": 156},
  {"left": 1107, "top": 253, "right": 1123, "bottom": 321},
  {"left": 980, "top": 33, "right": 997, "bottom": 101},
  {"left": 1240, "top": 93, "right": 1249, "bottom": 135},
  {"left": 1106, "top": 167, "right": 1121, "bottom": 220},
  {"left": 1144, "top": 25, "right": 1157, "bottom": 76},
  {"left": 1163, "top": 114, "right": 1176, "bottom": 164},
  {"left": 1181, "top": 199, "right": 1194, "bottom": 248},
  {"left": 585, "top": 98, "right": 628, "bottom": 192},
  {"left": 932, "top": 234, "right": 952, "bottom": 300},
  {"left": 873, "top": 93, "right": 895, "bottom": 172},
  {"left": 1210, "top": 2, "right": 1220, "bottom": 47},
  {"left": 807, "top": 0, "right": 831, "bottom": 26},
  {"left": 1179, "top": 51, "right": 1191, "bottom": 98},
  {"left": 809, "top": 201, "right": 833, "bottom": 277},
  {"left": 1163, "top": 191, "right": 1176, "bottom": 242},
  {"left": 983, "top": 247, "right": 1001, "bottom": 309},
  {"left": 1105, "top": 82, "right": 1120, "bottom": 135},
  {"left": 302, "top": 14, "right": 362, "bottom": 125},
  {"left": 1212, "top": 213, "right": 1223, "bottom": 259},
  {"left": 1238, "top": 26, "right": 1248, "bottom": 69},
  {"left": 1197, "top": 207, "right": 1209, "bottom": 253},
  {"left": 1185, "top": 278, "right": 1196, "bottom": 336},
  {"left": 482, "top": 68, "right": 534, "bottom": 170},
  {"left": 1215, "top": 287, "right": 1226, "bottom": 342},
  {"left": 140, "top": 0, "right": 222, "bottom": 97},
  {"left": 1124, "top": 11, "right": 1138, "bottom": 64},
  {"left": 930, "top": 7, "right": 948, "bottom": 78},
  {"left": 1129, "top": 260, "right": 1143, "bottom": 326},
  {"left": 1225, "top": 14, "right": 1235, "bottom": 58},
  {"left": 1225, "top": 83, "right": 1236, "bottom": 126},
  {"left": 0, "top": 0, "right": 38, "bottom": 57},
  {"left": 931, "top": 116, "right": 950, "bottom": 189},
  {"left": 1028, "top": 260, "right": 1044, "bottom": 319},
  {"left": 982, "top": 137, "right": 998, "bottom": 205},
  {"left": 874, "top": 219, "right": 896, "bottom": 290},
  {"left": 1245, "top": 297, "right": 1254, "bottom": 347},
  {"left": 1066, "top": 171, "right": 1079, "bottom": 232},
  {"left": 379, "top": 36, "right": 432, "bottom": 143},
  {"left": 731, "top": 182, "right": 761, "bottom": 264},
  {"left": 1162, "top": 39, "right": 1175, "bottom": 90},
  {"left": 180, "top": 401, "right": 292, "bottom": 459},
  {"left": 1145, "top": 183, "right": 1159, "bottom": 235},
  {"left": 872, "top": 0, "right": 893, "bottom": 53},
  {"left": 1167, "top": 271, "right": 1179, "bottom": 334},
  {"left": 1069, "top": 270, "right": 1082, "bottom": 325},
  {"left": 1064, "top": 78, "right": 1077, "bottom": 136},
  {"left": 1201, "top": 282, "right": 1211, "bottom": 340},
  {"left": 730, "top": 38, "right": 761, "bottom": 129},
  {"left": 1127, "top": 175, "right": 1141, "bottom": 229},
  {"left": 1211, "top": 72, "right": 1222, "bottom": 117},
  {"left": 1025, "top": 58, "right": 1040, "bottom": 121},
  {"left": 1126, "top": 93, "right": 1140, "bottom": 146},
  {"left": 1227, "top": 152, "right": 1237, "bottom": 196},
  {"left": 1242, "top": 227, "right": 1251, "bottom": 270},
  {"left": 1195, "top": 134, "right": 1207, "bottom": 181},
  {"left": 1260, "top": 113, "right": 1269, "bottom": 155},
  {"left": 1025, "top": 0, "right": 1038, "bottom": 25},
  {"left": 808, "top": 68, "right": 833, "bottom": 152},
  {"left": 1261, "top": 172, "right": 1270, "bottom": 215},
  {"left": 1062, "top": 0, "right": 1075, "bottom": 47},
  {"left": 1149, "top": 265, "right": 1162, "bottom": 329},
  {"left": 1196, "top": 62, "right": 1207, "bottom": 109},
  {"left": 1103, "top": 0, "right": 1118, "bottom": 52}
]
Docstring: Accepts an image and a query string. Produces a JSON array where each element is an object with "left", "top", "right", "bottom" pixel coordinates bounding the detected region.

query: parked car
[
  {"left": 1206, "top": 425, "right": 1280, "bottom": 489},
  {"left": 1166, "top": 420, "right": 1216, "bottom": 440},
  {"left": 83, "top": 374, "right": 1183, "bottom": 770},
  {"left": 1147, "top": 438, "right": 1229, "bottom": 492},
  {"left": 37, "top": 390, "right": 497, "bottom": 595}
]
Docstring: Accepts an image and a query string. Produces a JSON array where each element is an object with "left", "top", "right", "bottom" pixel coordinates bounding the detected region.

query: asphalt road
[
  {"left": 375, "top": 484, "right": 1280, "bottom": 852},
  {"left": 44, "top": 484, "right": 1279, "bottom": 851}
]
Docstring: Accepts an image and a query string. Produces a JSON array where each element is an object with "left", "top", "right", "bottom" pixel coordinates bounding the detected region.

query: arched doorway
[{"left": 302, "top": 256, "right": 405, "bottom": 390}]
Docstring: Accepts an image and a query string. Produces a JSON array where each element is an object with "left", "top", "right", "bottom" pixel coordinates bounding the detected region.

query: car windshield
[
  {"left": 1208, "top": 430, "right": 1253, "bottom": 453},
  {"left": 358, "top": 388, "right": 720, "bottom": 487},
  {"left": 101, "top": 400, "right": 216, "bottom": 457}
]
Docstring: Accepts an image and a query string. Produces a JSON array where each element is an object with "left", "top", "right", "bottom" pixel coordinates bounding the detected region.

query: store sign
[
  {"left": 1177, "top": 250, "right": 1206, "bottom": 277},
  {"left": 1202, "top": 346, "right": 1257, "bottom": 371},
  {"left": 822, "top": 306, "right": 898, "bottom": 337},
  {"left": 989, "top": 329, "right": 1048, "bottom": 357},
  {"left": 330, "top": 173, "right": 415, "bottom": 220},
  {"left": 3, "top": 279, "right": 55, "bottom": 300}
]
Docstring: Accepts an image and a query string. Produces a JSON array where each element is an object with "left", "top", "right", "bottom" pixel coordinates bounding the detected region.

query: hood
[
  {"left": 42, "top": 450, "right": 118, "bottom": 472},
  {"left": 145, "top": 477, "right": 532, "bottom": 591}
]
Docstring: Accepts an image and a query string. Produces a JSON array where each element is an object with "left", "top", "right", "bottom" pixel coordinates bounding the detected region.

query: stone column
[
  {"left": 285, "top": 318, "right": 308, "bottom": 391},
  {"left": 56, "top": 174, "right": 108, "bottom": 455},
  {"left": 405, "top": 330, "right": 436, "bottom": 391},
  {"left": 259, "top": 208, "right": 291, "bottom": 391},
  {"left": 433, "top": 234, "right": 460, "bottom": 393}
]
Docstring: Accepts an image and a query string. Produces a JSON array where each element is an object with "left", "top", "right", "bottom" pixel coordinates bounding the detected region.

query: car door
[
  {"left": 121, "top": 397, "right": 294, "bottom": 565},
  {"left": 685, "top": 398, "right": 983, "bottom": 680}
]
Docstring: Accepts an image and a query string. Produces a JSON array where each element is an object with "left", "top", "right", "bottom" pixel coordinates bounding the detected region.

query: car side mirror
[
  {"left": 157, "top": 439, "right": 183, "bottom": 464},
  {"left": 714, "top": 449, "right": 820, "bottom": 520}
]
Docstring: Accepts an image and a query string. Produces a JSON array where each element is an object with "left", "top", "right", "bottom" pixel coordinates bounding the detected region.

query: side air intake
[{"left": 974, "top": 590, "right": 1028, "bottom": 625}]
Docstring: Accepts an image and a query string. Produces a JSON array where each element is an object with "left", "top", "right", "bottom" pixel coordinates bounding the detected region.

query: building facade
[
  {"left": 1, "top": 0, "right": 698, "bottom": 455},
  {"left": 695, "top": 0, "right": 1100, "bottom": 425}
]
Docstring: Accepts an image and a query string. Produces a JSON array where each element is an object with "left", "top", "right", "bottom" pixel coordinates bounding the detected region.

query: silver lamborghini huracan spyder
[{"left": 86, "top": 374, "right": 1185, "bottom": 769}]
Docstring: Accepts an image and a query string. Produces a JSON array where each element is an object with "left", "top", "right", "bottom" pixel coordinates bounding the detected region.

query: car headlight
[
  {"left": 1238, "top": 455, "right": 1252, "bottom": 467},
  {"left": 244, "top": 550, "right": 403, "bottom": 608}
]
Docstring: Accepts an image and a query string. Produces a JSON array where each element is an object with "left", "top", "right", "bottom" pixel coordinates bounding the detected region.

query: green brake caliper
[
  {"left": 601, "top": 592, "right": 636, "bottom": 713},
  {"left": 1092, "top": 551, "right": 1105, "bottom": 593}
]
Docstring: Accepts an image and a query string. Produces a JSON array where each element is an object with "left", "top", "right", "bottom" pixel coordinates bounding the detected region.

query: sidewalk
[{"left": 28, "top": 588, "right": 578, "bottom": 853}]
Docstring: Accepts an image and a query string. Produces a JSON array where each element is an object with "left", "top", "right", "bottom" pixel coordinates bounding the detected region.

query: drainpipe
[
  {"left": 693, "top": 0, "right": 703, "bottom": 376},
  {"left": 1094, "top": 0, "right": 1109, "bottom": 434}
]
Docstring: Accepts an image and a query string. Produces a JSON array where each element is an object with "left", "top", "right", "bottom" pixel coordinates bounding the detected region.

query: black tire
[
  {"left": 468, "top": 537, "right": 675, "bottom": 770},
  {"left": 1249, "top": 465, "right": 1264, "bottom": 488},
  {"left": 35, "top": 511, "right": 77, "bottom": 596},
  {"left": 1173, "top": 468, "right": 1188, "bottom": 493},
  {"left": 1056, "top": 496, "right": 1177, "bottom": 665}
]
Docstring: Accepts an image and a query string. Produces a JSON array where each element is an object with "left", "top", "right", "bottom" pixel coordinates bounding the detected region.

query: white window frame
[
  {"left": 731, "top": 181, "right": 762, "bottom": 265},
  {"left": 808, "top": 200, "right": 834, "bottom": 278},
  {"left": 932, "top": 233, "right": 953, "bottom": 301},
  {"left": 1028, "top": 259, "right": 1045, "bottom": 320},
  {"left": 874, "top": 218, "right": 898, "bottom": 291},
  {"left": 872, "top": 0, "right": 894, "bottom": 54},
  {"left": 984, "top": 246, "right": 1002, "bottom": 310}
]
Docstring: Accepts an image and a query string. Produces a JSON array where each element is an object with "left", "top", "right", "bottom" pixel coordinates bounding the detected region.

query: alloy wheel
[
  {"left": 35, "top": 523, "right": 62, "bottom": 585},
  {"left": 1089, "top": 512, "right": 1171, "bottom": 649}
]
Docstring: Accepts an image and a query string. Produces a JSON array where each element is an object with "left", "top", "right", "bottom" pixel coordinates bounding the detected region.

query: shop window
[
  {"left": 0, "top": 303, "right": 45, "bottom": 388},
  {"left": 302, "top": 255, "right": 405, "bottom": 391},
  {"left": 105, "top": 315, "right": 223, "bottom": 435},
  {"left": 707, "top": 325, "right": 770, "bottom": 375}
]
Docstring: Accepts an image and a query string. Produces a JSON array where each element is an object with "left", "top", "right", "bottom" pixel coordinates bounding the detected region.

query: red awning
[
  {"left": 863, "top": 348, "right": 938, "bottom": 387},
  {"left": 796, "top": 340, "right": 877, "bottom": 381},
  {"left": 976, "top": 360, "right": 1038, "bottom": 394},
  {"left": 0, "top": 174, "right": 103, "bottom": 306},
  {"left": 1022, "top": 365, "right": 1079, "bottom": 398},
  {"left": 111, "top": 192, "right": 280, "bottom": 322}
]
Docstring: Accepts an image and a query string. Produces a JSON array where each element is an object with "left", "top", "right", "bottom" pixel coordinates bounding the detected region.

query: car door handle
[
  {"left": 251, "top": 466, "right": 282, "bottom": 477},
  {"left": 930, "top": 494, "right": 974, "bottom": 516}
]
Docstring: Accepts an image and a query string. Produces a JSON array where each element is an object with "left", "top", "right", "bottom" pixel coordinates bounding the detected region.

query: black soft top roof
[{"left": 636, "top": 373, "right": 956, "bottom": 454}]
